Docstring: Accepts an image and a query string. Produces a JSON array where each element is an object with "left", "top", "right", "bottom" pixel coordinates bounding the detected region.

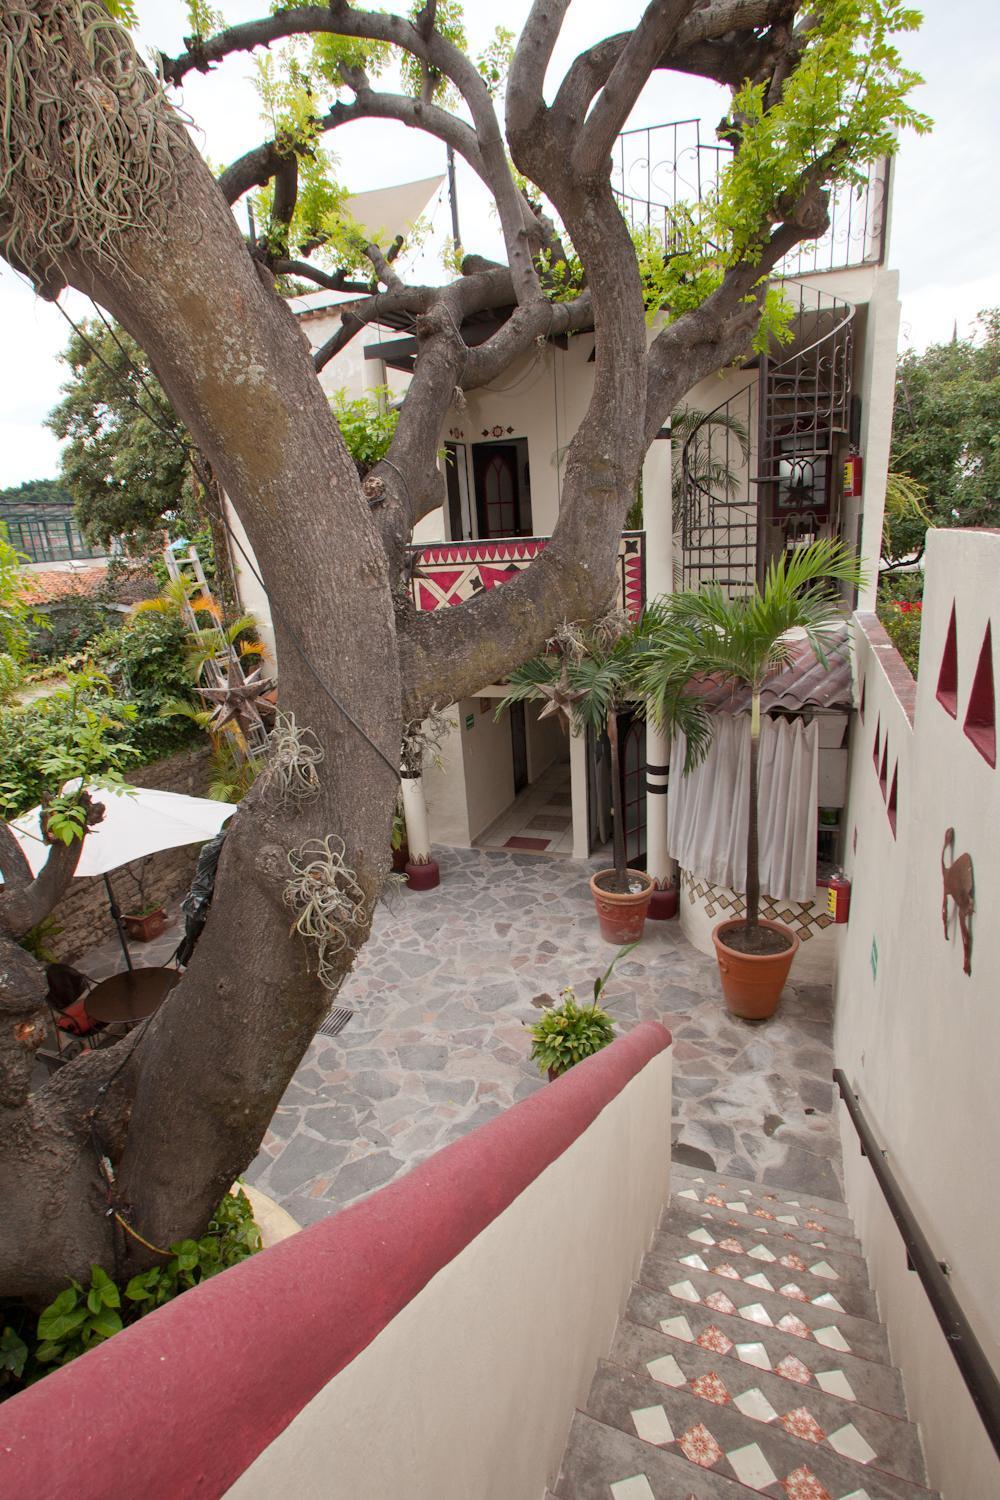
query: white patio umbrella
[{"left": 11, "top": 784, "right": 237, "bottom": 968}]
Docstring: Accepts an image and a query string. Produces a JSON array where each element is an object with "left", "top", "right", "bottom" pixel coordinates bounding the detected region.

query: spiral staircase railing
[{"left": 679, "top": 282, "right": 856, "bottom": 595}]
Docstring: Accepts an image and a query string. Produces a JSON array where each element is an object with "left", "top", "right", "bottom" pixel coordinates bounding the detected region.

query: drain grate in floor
[{"left": 316, "top": 1007, "right": 354, "bottom": 1039}]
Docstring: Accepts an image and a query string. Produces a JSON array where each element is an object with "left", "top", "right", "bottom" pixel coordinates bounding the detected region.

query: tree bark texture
[{"left": 0, "top": 0, "right": 835, "bottom": 1300}]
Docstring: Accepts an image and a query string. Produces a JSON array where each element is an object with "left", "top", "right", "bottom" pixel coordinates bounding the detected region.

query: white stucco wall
[
  {"left": 225, "top": 1043, "right": 673, "bottom": 1500},
  {"left": 456, "top": 696, "right": 515, "bottom": 841},
  {"left": 833, "top": 529, "right": 1000, "bottom": 1499}
]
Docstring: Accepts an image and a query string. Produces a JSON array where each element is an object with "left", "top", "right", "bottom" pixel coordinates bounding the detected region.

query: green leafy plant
[
  {"left": 0, "top": 668, "right": 139, "bottom": 838},
  {"left": 527, "top": 945, "right": 636, "bottom": 1078},
  {"left": 0, "top": 1190, "right": 262, "bottom": 1400},
  {"left": 329, "top": 386, "right": 399, "bottom": 476},
  {"left": 637, "top": 540, "right": 866, "bottom": 951},
  {"left": 34, "top": 1264, "right": 124, "bottom": 1369}
]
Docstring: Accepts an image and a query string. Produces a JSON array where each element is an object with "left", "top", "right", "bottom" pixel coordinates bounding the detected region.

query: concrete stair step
[
  {"left": 671, "top": 1163, "right": 855, "bottom": 1229},
  {"left": 650, "top": 1228, "right": 877, "bottom": 1320},
  {"left": 554, "top": 1410, "right": 758, "bottom": 1499},
  {"left": 666, "top": 1195, "right": 866, "bottom": 1260},
  {"left": 637, "top": 1257, "right": 890, "bottom": 1364},
  {"left": 585, "top": 1361, "right": 936, "bottom": 1500},
  {"left": 609, "top": 1317, "right": 926, "bottom": 1486},
  {"left": 626, "top": 1282, "right": 907, "bottom": 1420}
]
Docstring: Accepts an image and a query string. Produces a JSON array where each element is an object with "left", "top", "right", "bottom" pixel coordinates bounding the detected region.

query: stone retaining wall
[{"left": 50, "top": 742, "right": 213, "bottom": 962}]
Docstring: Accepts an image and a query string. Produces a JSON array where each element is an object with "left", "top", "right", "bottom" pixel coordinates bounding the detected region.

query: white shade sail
[
  {"left": 11, "top": 785, "right": 237, "bottom": 878},
  {"left": 668, "top": 714, "right": 819, "bottom": 903}
]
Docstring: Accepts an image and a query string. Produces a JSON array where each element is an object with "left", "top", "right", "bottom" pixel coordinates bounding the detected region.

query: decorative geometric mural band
[
  {"left": 682, "top": 872, "right": 835, "bottom": 941},
  {"left": 408, "top": 531, "right": 645, "bottom": 619}
]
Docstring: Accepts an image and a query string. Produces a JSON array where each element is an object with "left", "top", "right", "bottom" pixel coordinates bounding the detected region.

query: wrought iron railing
[
  {"left": 407, "top": 532, "right": 645, "bottom": 618},
  {"left": 834, "top": 1071, "right": 1000, "bottom": 1462},
  {"left": 679, "top": 281, "right": 855, "bottom": 595},
  {"left": 612, "top": 119, "right": 890, "bottom": 278}
]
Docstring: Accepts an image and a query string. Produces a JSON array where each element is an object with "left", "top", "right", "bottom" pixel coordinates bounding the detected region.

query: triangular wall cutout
[
  {"left": 887, "top": 762, "right": 898, "bottom": 836},
  {"left": 963, "top": 621, "right": 996, "bottom": 768},
  {"left": 859, "top": 676, "right": 866, "bottom": 721},
  {"left": 936, "top": 604, "right": 959, "bottom": 717},
  {"left": 873, "top": 714, "right": 880, "bottom": 769},
  {"left": 879, "top": 740, "right": 889, "bottom": 799}
]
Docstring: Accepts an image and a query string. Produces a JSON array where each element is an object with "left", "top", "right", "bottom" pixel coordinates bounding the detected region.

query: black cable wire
[{"left": 47, "top": 294, "right": 190, "bottom": 451}]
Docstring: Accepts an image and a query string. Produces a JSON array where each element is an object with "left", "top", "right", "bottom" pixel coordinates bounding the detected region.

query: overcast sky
[{"left": 1, "top": 0, "right": 997, "bottom": 488}]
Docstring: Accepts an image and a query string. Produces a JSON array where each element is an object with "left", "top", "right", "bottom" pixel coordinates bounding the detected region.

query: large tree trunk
[{"left": 0, "top": 13, "right": 402, "bottom": 1298}]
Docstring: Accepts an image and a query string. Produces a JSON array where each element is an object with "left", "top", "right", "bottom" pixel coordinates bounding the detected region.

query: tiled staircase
[{"left": 553, "top": 1164, "right": 936, "bottom": 1500}]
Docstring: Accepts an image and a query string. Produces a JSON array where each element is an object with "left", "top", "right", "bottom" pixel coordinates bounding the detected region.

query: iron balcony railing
[
  {"left": 612, "top": 118, "right": 890, "bottom": 278},
  {"left": 834, "top": 1070, "right": 1000, "bottom": 1462}
]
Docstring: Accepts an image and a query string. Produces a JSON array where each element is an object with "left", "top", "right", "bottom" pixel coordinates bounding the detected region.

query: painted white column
[
  {"left": 645, "top": 719, "right": 677, "bottom": 919},
  {"left": 400, "top": 773, "right": 440, "bottom": 889},
  {"left": 642, "top": 423, "right": 673, "bottom": 601},
  {"left": 570, "top": 725, "right": 590, "bottom": 861}
]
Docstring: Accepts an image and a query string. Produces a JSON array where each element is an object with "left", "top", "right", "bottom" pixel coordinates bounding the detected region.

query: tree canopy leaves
[{"left": 886, "top": 309, "right": 1000, "bottom": 565}]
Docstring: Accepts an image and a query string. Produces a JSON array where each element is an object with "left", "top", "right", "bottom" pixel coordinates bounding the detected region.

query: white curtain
[{"left": 668, "top": 714, "right": 819, "bottom": 902}]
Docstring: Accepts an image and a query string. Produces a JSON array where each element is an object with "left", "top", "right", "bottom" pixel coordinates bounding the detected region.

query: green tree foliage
[
  {"left": 886, "top": 308, "right": 1000, "bottom": 564},
  {"left": 47, "top": 319, "right": 192, "bottom": 553},
  {"left": 329, "top": 386, "right": 399, "bottom": 475},
  {"left": 0, "top": 478, "right": 74, "bottom": 509},
  {"left": 0, "top": 522, "right": 47, "bottom": 703}
]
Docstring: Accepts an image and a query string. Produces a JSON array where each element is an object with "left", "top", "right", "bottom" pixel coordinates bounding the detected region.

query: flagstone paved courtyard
[{"left": 238, "top": 847, "right": 842, "bottom": 1226}]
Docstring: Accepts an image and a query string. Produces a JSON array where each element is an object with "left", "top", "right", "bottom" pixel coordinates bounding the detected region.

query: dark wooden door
[
  {"left": 473, "top": 444, "right": 521, "bottom": 537},
  {"left": 510, "top": 702, "right": 528, "bottom": 794}
]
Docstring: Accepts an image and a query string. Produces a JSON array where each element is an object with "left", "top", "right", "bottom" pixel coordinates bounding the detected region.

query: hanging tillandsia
[
  {"left": 0, "top": 0, "right": 188, "bottom": 292},
  {"left": 283, "top": 835, "right": 367, "bottom": 990},
  {"left": 257, "top": 711, "right": 323, "bottom": 806}
]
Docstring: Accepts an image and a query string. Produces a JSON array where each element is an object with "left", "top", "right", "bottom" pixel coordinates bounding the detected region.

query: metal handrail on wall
[{"left": 833, "top": 1070, "right": 1000, "bottom": 1460}]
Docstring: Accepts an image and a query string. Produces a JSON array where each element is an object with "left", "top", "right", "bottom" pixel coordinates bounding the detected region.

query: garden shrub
[{"left": 0, "top": 1188, "right": 261, "bottom": 1401}]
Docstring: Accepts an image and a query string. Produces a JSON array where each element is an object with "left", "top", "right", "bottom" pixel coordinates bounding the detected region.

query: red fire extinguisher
[{"left": 819, "top": 874, "right": 851, "bottom": 923}]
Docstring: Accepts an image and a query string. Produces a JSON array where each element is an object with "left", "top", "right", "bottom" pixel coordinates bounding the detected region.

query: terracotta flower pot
[
  {"left": 711, "top": 918, "right": 800, "bottom": 1020},
  {"left": 122, "top": 908, "right": 167, "bottom": 943},
  {"left": 589, "top": 869, "right": 654, "bottom": 945}
]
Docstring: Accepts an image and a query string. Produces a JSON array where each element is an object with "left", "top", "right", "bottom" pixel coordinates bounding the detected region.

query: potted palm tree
[
  {"left": 500, "top": 608, "right": 710, "bottom": 944},
  {"left": 639, "top": 539, "right": 865, "bottom": 1018}
]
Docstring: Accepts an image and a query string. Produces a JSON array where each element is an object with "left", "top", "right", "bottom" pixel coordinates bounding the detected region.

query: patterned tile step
[
  {"left": 554, "top": 1411, "right": 757, "bottom": 1499},
  {"left": 671, "top": 1166, "right": 855, "bottom": 1230},
  {"left": 666, "top": 1198, "right": 867, "bottom": 1261},
  {"left": 626, "top": 1285, "right": 907, "bottom": 1420},
  {"left": 637, "top": 1260, "right": 890, "bottom": 1365},
  {"left": 651, "top": 1229, "right": 877, "bottom": 1319},
  {"left": 671, "top": 1164, "right": 851, "bottom": 1224},
  {"left": 609, "top": 1318, "right": 926, "bottom": 1485},
  {"left": 586, "top": 1362, "right": 936, "bottom": 1500}
]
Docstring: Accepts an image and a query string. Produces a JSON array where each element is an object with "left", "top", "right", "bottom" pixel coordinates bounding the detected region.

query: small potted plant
[
  {"left": 527, "top": 944, "right": 635, "bottom": 1079},
  {"left": 120, "top": 862, "right": 167, "bottom": 942},
  {"left": 501, "top": 609, "right": 708, "bottom": 944},
  {"left": 639, "top": 539, "right": 865, "bottom": 1019}
]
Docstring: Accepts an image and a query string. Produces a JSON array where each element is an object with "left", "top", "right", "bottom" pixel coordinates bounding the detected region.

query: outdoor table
[{"left": 84, "top": 967, "right": 181, "bottom": 1025}]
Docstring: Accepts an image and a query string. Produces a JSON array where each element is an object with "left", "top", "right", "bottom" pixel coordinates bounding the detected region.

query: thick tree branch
[
  {"left": 573, "top": 1, "right": 693, "bottom": 177},
  {"left": 219, "top": 92, "right": 484, "bottom": 209},
  {"left": 272, "top": 260, "right": 367, "bottom": 295},
  {"left": 0, "top": 798, "right": 104, "bottom": 940},
  {"left": 506, "top": 0, "right": 572, "bottom": 138}
]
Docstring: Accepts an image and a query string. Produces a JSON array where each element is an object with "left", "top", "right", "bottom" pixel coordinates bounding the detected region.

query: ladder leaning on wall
[{"left": 163, "top": 543, "right": 271, "bottom": 763}]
